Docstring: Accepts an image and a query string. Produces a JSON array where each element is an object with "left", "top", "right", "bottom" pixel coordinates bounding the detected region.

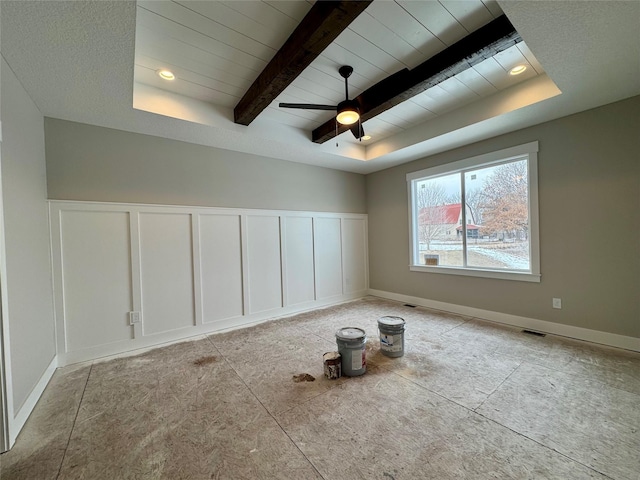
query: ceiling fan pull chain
[{"left": 335, "top": 118, "right": 338, "bottom": 147}]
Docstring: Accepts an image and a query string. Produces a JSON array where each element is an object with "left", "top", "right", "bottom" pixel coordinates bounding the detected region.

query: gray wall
[
  {"left": 45, "top": 119, "right": 366, "bottom": 214},
  {"left": 1, "top": 58, "right": 56, "bottom": 411},
  {"left": 43, "top": 98, "right": 640, "bottom": 339},
  {"left": 367, "top": 96, "right": 640, "bottom": 338}
]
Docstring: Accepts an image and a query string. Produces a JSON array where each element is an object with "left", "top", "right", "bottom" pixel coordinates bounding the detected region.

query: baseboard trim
[
  {"left": 58, "top": 292, "right": 367, "bottom": 367},
  {"left": 368, "top": 289, "right": 640, "bottom": 352},
  {"left": 9, "top": 355, "right": 58, "bottom": 447}
]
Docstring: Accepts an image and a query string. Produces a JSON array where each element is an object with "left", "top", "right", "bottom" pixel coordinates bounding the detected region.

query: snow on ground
[
  {"left": 467, "top": 245, "right": 529, "bottom": 270},
  {"left": 425, "top": 241, "right": 529, "bottom": 270}
]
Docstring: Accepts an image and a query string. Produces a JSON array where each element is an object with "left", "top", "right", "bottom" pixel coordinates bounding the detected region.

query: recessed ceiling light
[
  {"left": 157, "top": 69, "right": 175, "bottom": 81},
  {"left": 361, "top": 135, "right": 371, "bottom": 141},
  {"left": 509, "top": 65, "right": 527, "bottom": 76}
]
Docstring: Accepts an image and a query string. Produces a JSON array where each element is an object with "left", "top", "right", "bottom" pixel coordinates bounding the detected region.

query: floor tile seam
[
  {"left": 204, "top": 328, "right": 345, "bottom": 434},
  {"left": 203, "top": 334, "right": 240, "bottom": 374},
  {"left": 438, "top": 328, "right": 639, "bottom": 387},
  {"left": 55, "top": 362, "right": 93, "bottom": 480},
  {"left": 437, "top": 319, "right": 489, "bottom": 344},
  {"left": 375, "top": 363, "right": 482, "bottom": 413},
  {"left": 434, "top": 318, "right": 474, "bottom": 337},
  {"left": 471, "top": 409, "right": 617, "bottom": 480},
  {"left": 305, "top": 329, "right": 338, "bottom": 346},
  {"left": 205, "top": 335, "right": 252, "bottom": 369},
  {"left": 206, "top": 339, "right": 337, "bottom": 372},
  {"left": 204, "top": 334, "right": 327, "bottom": 480},
  {"left": 420, "top": 328, "right": 505, "bottom": 356},
  {"left": 272, "top": 380, "right": 348, "bottom": 418},
  {"left": 268, "top": 404, "right": 336, "bottom": 480},
  {"left": 473, "top": 360, "right": 525, "bottom": 413},
  {"left": 414, "top": 325, "right": 637, "bottom": 381},
  {"left": 516, "top": 359, "right": 640, "bottom": 399},
  {"left": 201, "top": 334, "right": 224, "bottom": 355}
]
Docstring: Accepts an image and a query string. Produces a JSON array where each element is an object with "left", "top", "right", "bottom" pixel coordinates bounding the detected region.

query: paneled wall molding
[{"left": 49, "top": 201, "right": 368, "bottom": 366}]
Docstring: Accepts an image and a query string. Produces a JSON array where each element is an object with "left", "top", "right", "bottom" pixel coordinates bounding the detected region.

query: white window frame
[{"left": 406, "top": 141, "right": 540, "bottom": 282}]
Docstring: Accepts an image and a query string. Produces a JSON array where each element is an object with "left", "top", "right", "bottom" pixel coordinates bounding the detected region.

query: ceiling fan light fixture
[{"left": 336, "top": 100, "right": 360, "bottom": 125}]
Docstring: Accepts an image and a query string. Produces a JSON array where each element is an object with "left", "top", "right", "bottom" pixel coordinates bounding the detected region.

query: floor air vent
[
  {"left": 522, "top": 329, "right": 546, "bottom": 337},
  {"left": 403, "top": 304, "right": 416, "bottom": 308}
]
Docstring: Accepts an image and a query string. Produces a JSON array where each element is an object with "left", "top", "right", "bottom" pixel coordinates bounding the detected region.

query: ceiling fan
[{"left": 279, "top": 65, "right": 365, "bottom": 140}]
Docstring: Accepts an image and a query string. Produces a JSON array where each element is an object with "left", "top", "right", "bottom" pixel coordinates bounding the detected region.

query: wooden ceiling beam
[
  {"left": 233, "top": 0, "right": 372, "bottom": 126},
  {"left": 312, "top": 15, "right": 521, "bottom": 143}
]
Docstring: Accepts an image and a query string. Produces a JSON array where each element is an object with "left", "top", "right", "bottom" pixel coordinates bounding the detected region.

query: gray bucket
[
  {"left": 335, "top": 327, "right": 367, "bottom": 376},
  {"left": 378, "top": 316, "right": 406, "bottom": 357}
]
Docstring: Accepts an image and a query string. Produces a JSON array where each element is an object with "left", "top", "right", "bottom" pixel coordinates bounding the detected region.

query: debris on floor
[
  {"left": 193, "top": 356, "right": 217, "bottom": 366},
  {"left": 292, "top": 373, "right": 315, "bottom": 383}
]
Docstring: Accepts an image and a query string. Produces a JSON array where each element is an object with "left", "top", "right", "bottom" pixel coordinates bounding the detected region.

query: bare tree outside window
[
  {"left": 415, "top": 181, "right": 449, "bottom": 250},
  {"left": 464, "top": 187, "right": 483, "bottom": 226},
  {"left": 462, "top": 159, "right": 531, "bottom": 270},
  {"left": 478, "top": 160, "right": 528, "bottom": 241},
  {"left": 414, "top": 173, "right": 463, "bottom": 266}
]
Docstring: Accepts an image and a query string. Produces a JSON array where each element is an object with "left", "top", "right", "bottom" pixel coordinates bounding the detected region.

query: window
[{"left": 407, "top": 142, "right": 540, "bottom": 282}]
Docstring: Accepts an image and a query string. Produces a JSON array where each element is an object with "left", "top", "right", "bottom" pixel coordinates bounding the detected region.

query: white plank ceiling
[{"left": 134, "top": 0, "right": 545, "bottom": 145}]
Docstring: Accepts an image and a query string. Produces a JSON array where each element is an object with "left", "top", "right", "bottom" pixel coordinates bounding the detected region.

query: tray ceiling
[
  {"left": 133, "top": 0, "right": 552, "bottom": 148},
  {"left": 2, "top": 1, "right": 639, "bottom": 174}
]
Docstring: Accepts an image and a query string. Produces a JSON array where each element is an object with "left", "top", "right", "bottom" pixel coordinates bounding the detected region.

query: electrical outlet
[
  {"left": 552, "top": 298, "right": 562, "bottom": 309},
  {"left": 129, "top": 311, "right": 141, "bottom": 325}
]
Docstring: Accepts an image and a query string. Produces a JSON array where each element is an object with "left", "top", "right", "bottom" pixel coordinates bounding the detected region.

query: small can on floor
[
  {"left": 323, "top": 352, "right": 342, "bottom": 379},
  {"left": 378, "top": 316, "right": 406, "bottom": 357}
]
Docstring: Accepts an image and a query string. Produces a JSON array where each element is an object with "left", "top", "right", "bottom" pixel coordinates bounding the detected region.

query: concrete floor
[{"left": 2, "top": 297, "right": 639, "bottom": 479}]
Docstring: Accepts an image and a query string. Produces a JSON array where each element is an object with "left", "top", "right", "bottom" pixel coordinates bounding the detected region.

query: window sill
[{"left": 409, "top": 265, "right": 541, "bottom": 283}]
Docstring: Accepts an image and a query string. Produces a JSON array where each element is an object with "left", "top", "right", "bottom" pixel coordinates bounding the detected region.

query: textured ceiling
[{"left": 1, "top": 1, "right": 639, "bottom": 174}]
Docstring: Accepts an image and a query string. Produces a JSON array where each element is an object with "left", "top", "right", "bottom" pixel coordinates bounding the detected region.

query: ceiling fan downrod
[{"left": 339, "top": 65, "right": 353, "bottom": 99}]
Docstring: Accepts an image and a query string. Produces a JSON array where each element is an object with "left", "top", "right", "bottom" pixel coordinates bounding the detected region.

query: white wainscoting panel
[
  {"left": 49, "top": 201, "right": 367, "bottom": 364},
  {"left": 342, "top": 218, "right": 368, "bottom": 294},
  {"left": 139, "top": 212, "right": 195, "bottom": 335},
  {"left": 314, "top": 217, "right": 343, "bottom": 300},
  {"left": 60, "top": 210, "right": 133, "bottom": 351},
  {"left": 246, "top": 215, "right": 283, "bottom": 314},
  {"left": 283, "top": 216, "right": 315, "bottom": 306},
  {"left": 199, "top": 214, "right": 244, "bottom": 323}
]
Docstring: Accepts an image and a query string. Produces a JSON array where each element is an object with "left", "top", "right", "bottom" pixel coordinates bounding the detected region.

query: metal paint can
[
  {"left": 323, "top": 352, "right": 342, "bottom": 380},
  {"left": 335, "top": 327, "right": 367, "bottom": 376},
  {"left": 378, "top": 316, "right": 406, "bottom": 357}
]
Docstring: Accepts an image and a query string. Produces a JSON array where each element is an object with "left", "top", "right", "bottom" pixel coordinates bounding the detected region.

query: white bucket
[{"left": 378, "top": 316, "right": 406, "bottom": 357}]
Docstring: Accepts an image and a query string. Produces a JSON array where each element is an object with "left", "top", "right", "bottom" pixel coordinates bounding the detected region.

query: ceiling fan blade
[
  {"left": 279, "top": 103, "right": 336, "bottom": 111},
  {"left": 350, "top": 123, "right": 365, "bottom": 140}
]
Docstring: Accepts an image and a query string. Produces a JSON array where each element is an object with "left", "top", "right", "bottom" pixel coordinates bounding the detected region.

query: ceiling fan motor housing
[
  {"left": 336, "top": 99, "right": 360, "bottom": 125},
  {"left": 338, "top": 65, "right": 354, "bottom": 79}
]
